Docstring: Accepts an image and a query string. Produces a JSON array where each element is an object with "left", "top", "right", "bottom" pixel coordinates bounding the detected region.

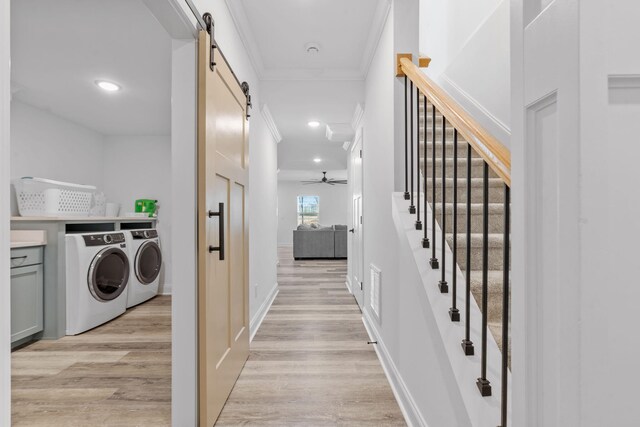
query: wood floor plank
[
  {"left": 215, "top": 246, "right": 405, "bottom": 426},
  {"left": 11, "top": 295, "right": 172, "bottom": 426}
]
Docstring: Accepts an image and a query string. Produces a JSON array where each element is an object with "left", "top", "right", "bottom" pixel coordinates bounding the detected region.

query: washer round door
[
  {"left": 135, "top": 240, "right": 162, "bottom": 285},
  {"left": 88, "top": 247, "right": 130, "bottom": 302}
]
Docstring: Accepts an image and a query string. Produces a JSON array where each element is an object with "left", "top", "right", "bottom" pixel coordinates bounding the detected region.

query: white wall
[
  {"left": 419, "top": 0, "right": 510, "bottom": 145},
  {"left": 102, "top": 135, "right": 173, "bottom": 293},
  {"left": 358, "top": 2, "right": 476, "bottom": 425},
  {"left": 9, "top": 101, "right": 105, "bottom": 215},
  {"left": 277, "top": 180, "right": 349, "bottom": 245},
  {"left": 249, "top": 107, "right": 279, "bottom": 321},
  {"left": 1, "top": 0, "right": 11, "bottom": 424}
]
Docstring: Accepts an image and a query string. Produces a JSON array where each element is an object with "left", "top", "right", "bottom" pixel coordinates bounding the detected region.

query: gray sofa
[{"left": 293, "top": 224, "right": 348, "bottom": 260}]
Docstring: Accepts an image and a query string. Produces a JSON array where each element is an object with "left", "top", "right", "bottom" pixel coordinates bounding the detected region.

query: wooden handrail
[{"left": 398, "top": 56, "right": 511, "bottom": 187}]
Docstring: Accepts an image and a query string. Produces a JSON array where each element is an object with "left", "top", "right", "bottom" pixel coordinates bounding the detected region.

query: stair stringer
[{"left": 372, "top": 193, "right": 511, "bottom": 427}]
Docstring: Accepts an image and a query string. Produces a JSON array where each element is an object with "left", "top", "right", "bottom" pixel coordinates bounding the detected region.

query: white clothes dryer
[
  {"left": 65, "top": 232, "right": 130, "bottom": 335},
  {"left": 125, "top": 229, "right": 162, "bottom": 308}
]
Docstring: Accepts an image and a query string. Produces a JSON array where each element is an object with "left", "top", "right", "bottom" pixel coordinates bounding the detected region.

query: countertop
[
  {"left": 10, "top": 230, "right": 47, "bottom": 249},
  {"left": 11, "top": 216, "right": 156, "bottom": 222}
]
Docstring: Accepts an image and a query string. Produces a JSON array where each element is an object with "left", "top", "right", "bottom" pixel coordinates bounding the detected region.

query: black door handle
[
  {"left": 208, "top": 202, "right": 225, "bottom": 261},
  {"left": 349, "top": 228, "right": 355, "bottom": 233}
]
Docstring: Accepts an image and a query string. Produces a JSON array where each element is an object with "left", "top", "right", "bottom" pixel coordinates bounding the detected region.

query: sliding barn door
[{"left": 197, "top": 29, "right": 250, "bottom": 426}]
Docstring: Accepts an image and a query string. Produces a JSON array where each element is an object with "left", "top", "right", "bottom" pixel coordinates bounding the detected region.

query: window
[{"left": 297, "top": 196, "right": 319, "bottom": 225}]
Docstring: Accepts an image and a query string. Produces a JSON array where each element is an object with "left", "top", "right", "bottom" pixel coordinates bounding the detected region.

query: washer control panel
[
  {"left": 131, "top": 229, "right": 158, "bottom": 240},
  {"left": 83, "top": 233, "right": 126, "bottom": 246}
]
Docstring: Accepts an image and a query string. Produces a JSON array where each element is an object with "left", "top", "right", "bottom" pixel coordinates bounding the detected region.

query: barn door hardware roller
[
  {"left": 241, "top": 82, "right": 252, "bottom": 120},
  {"left": 202, "top": 12, "right": 217, "bottom": 71}
]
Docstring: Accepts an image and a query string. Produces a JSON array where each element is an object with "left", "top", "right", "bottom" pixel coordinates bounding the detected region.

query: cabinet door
[{"left": 11, "top": 264, "right": 44, "bottom": 343}]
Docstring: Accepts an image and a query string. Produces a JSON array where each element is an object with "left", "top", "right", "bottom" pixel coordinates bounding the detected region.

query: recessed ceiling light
[
  {"left": 95, "top": 80, "right": 121, "bottom": 92},
  {"left": 308, "top": 121, "right": 320, "bottom": 128},
  {"left": 313, "top": 158, "right": 322, "bottom": 163}
]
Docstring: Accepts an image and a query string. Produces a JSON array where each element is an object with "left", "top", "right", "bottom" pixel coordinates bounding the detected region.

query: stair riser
[
  {"left": 453, "top": 246, "right": 505, "bottom": 271},
  {"left": 428, "top": 185, "right": 505, "bottom": 204},
  {"left": 419, "top": 128, "right": 458, "bottom": 139},
  {"left": 419, "top": 160, "right": 487, "bottom": 178},
  {"left": 421, "top": 143, "right": 478, "bottom": 157},
  {"left": 431, "top": 211, "right": 504, "bottom": 234}
]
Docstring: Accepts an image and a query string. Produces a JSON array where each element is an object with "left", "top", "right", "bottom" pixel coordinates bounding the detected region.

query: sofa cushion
[
  {"left": 297, "top": 224, "right": 312, "bottom": 230},
  {"left": 333, "top": 224, "right": 348, "bottom": 231}
]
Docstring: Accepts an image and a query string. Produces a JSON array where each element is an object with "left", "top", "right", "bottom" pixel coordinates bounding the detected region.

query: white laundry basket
[{"left": 13, "top": 177, "right": 97, "bottom": 217}]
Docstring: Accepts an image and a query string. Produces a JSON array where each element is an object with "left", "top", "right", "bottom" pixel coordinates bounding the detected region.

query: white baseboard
[
  {"left": 250, "top": 283, "right": 279, "bottom": 342},
  {"left": 345, "top": 276, "right": 354, "bottom": 294},
  {"left": 362, "top": 310, "right": 429, "bottom": 427}
]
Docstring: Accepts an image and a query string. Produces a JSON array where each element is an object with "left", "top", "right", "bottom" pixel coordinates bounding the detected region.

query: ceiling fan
[{"left": 302, "top": 171, "right": 347, "bottom": 185}]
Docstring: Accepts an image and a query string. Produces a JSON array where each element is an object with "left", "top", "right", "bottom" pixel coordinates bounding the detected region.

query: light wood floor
[
  {"left": 215, "top": 247, "right": 405, "bottom": 426},
  {"left": 11, "top": 249, "right": 405, "bottom": 426},
  {"left": 11, "top": 296, "right": 171, "bottom": 426}
]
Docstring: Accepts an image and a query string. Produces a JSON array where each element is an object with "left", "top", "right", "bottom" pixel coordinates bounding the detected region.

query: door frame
[
  {"left": 0, "top": 1, "right": 200, "bottom": 426},
  {"left": 349, "top": 128, "right": 364, "bottom": 308},
  {"left": 1, "top": 0, "right": 11, "bottom": 423}
]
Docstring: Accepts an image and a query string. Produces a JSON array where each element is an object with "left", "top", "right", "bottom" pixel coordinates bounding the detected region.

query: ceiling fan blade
[
  {"left": 302, "top": 181, "right": 320, "bottom": 185},
  {"left": 329, "top": 180, "right": 348, "bottom": 184}
]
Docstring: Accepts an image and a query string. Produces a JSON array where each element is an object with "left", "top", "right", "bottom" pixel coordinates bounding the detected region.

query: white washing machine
[
  {"left": 125, "top": 229, "right": 162, "bottom": 308},
  {"left": 65, "top": 232, "right": 130, "bottom": 335}
]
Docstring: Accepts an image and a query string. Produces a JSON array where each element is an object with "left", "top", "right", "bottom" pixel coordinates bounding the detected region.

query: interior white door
[{"left": 350, "top": 130, "right": 364, "bottom": 309}]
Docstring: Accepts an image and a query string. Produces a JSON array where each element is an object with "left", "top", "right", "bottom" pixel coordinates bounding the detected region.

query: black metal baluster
[
  {"left": 409, "top": 81, "right": 416, "bottom": 214},
  {"left": 438, "top": 115, "right": 448, "bottom": 293},
  {"left": 415, "top": 89, "right": 422, "bottom": 229},
  {"left": 461, "top": 143, "right": 474, "bottom": 355},
  {"left": 404, "top": 76, "right": 409, "bottom": 200},
  {"left": 422, "top": 95, "right": 430, "bottom": 248},
  {"left": 499, "top": 185, "right": 510, "bottom": 427},
  {"left": 476, "top": 162, "right": 492, "bottom": 397},
  {"left": 429, "top": 104, "right": 439, "bottom": 269},
  {"left": 449, "top": 129, "right": 460, "bottom": 320}
]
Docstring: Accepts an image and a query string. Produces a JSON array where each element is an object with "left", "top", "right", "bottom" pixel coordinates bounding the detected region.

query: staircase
[{"left": 419, "top": 99, "right": 509, "bottom": 351}]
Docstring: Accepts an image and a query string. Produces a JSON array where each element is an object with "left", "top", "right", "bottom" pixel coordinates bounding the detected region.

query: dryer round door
[
  {"left": 135, "top": 240, "right": 162, "bottom": 285},
  {"left": 87, "top": 247, "right": 130, "bottom": 302}
]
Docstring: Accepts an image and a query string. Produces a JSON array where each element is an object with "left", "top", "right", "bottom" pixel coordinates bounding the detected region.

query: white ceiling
[
  {"left": 262, "top": 79, "right": 364, "bottom": 171},
  {"left": 11, "top": 0, "right": 172, "bottom": 136},
  {"left": 229, "top": 0, "right": 389, "bottom": 172},
  {"left": 227, "top": 0, "right": 391, "bottom": 81}
]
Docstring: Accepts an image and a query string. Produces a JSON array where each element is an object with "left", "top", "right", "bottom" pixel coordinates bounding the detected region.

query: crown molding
[
  {"left": 351, "top": 103, "right": 365, "bottom": 131},
  {"left": 260, "top": 104, "right": 283, "bottom": 143},
  {"left": 224, "top": 0, "right": 266, "bottom": 79},
  {"left": 344, "top": 103, "right": 365, "bottom": 151},
  {"left": 359, "top": 0, "right": 392, "bottom": 78}
]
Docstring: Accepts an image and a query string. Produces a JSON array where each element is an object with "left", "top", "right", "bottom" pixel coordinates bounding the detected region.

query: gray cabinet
[{"left": 11, "top": 247, "right": 44, "bottom": 346}]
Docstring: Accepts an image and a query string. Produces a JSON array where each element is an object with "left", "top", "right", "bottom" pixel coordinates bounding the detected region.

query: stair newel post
[
  {"left": 429, "top": 104, "right": 439, "bottom": 269},
  {"left": 409, "top": 81, "right": 416, "bottom": 214},
  {"left": 404, "top": 76, "right": 410, "bottom": 200},
  {"left": 462, "top": 143, "right": 474, "bottom": 355},
  {"left": 449, "top": 129, "right": 460, "bottom": 320},
  {"left": 476, "top": 161, "right": 492, "bottom": 397},
  {"left": 438, "top": 115, "right": 448, "bottom": 293},
  {"left": 422, "top": 95, "right": 430, "bottom": 248},
  {"left": 415, "top": 88, "right": 422, "bottom": 229},
  {"left": 499, "top": 184, "right": 510, "bottom": 427}
]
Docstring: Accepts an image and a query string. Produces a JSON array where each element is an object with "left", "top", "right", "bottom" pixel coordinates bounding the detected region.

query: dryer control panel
[
  {"left": 131, "top": 230, "right": 158, "bottom": 240},
  {"left": 83, "top": 233, "right": 126, "bottom": 246}
]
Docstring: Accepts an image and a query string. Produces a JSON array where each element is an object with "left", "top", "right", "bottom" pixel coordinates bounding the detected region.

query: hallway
[{"left": 216, "top": 247, "right": 405, "bottom": 426}]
